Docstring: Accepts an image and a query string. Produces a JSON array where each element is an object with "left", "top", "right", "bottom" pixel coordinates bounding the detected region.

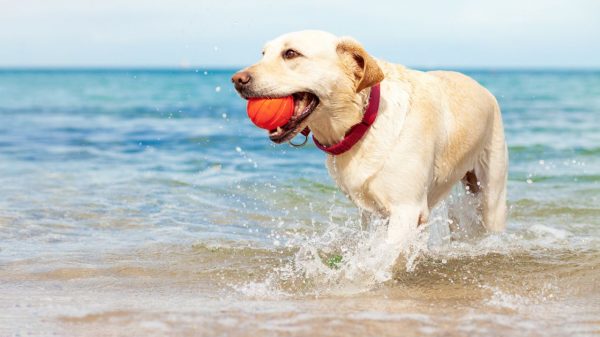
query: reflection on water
[{"left": 0, "top": 69, "right": 599, "bottom": 336}]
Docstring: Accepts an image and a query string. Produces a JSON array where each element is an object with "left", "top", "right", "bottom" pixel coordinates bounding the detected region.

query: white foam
[{"left": 484, "top": 286, "right": 529, "bottom": 310}]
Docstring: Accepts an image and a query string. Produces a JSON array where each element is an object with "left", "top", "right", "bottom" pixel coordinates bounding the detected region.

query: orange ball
[{"left": 247, "top": 96, "right": 294, "bottom": 130}]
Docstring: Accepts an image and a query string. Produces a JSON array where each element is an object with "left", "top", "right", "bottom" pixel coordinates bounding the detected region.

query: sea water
[{"left": 0, "top": 69, "right": 598, "bottom": 336}]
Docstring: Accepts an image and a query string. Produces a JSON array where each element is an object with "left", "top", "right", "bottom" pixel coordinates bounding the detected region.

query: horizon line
[{"left": 1, "top": 65, "right": 599, "bottom": 72}]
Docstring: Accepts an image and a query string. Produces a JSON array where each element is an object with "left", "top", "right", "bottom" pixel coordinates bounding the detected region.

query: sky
[{"left": 1, "top": 0, "right": 599, "bottom": 68}]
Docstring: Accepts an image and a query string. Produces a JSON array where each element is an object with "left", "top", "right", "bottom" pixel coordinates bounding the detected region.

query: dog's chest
[{"left": 326, "top": 154, "right": 385, "bottom": 214}]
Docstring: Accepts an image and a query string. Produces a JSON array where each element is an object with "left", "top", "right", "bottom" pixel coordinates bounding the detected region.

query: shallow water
[{"left": 0, "top": 69, "right": 599, "bottom": 336}]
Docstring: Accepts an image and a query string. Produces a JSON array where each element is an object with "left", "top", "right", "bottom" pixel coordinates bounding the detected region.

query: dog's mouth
[{"left": 267, "top": 92, "right": 319, "bottom": 143}]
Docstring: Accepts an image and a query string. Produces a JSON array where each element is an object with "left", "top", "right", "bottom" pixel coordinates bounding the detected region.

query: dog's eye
[{"left": 282, "top": 49, "right": 300, "bottom": 60}]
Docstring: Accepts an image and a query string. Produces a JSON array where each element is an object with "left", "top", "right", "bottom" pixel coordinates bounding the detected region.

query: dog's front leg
[{"left": 387, "top": 203, "right": 428, "bottom": 246}]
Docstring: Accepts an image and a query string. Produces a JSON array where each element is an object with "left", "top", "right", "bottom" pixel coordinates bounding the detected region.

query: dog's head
[{"left": 232, "top": 30, "right": 384, "bottom": 144}]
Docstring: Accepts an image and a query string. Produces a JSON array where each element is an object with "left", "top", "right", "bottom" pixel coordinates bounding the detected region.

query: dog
[{"left": 232, "top": 30, "right": 508, "bottom": 245}]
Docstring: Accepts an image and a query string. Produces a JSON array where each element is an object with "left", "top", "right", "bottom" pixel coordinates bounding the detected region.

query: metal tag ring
[{"left": 289, "top": 133, "right": 309, "bottom": 147}]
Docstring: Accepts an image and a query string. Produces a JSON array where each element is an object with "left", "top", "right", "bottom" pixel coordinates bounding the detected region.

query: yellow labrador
[{"left": 232, "top": 30, "right": 508, "bottom": 245}]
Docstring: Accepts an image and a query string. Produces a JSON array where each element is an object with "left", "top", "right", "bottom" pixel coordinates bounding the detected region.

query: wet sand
[{"left": 2, "top": 241, "right": 598, "bottom": 337}]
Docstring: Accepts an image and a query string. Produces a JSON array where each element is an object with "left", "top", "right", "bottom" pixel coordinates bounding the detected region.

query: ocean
[{"left": 0, "top": 69, "right": 598, "bottom": 336}]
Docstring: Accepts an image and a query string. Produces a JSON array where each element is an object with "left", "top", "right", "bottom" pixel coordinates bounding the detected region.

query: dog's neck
[{"left": 308, "top": 88, "right": 371, "bottom": 146}]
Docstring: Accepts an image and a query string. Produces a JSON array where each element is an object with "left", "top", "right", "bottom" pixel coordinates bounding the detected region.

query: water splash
[
  {"left": 233, "top": 180, "right": 600, "bottom": 299},
  {"left": 234, "top": 186, "right": 497, "bottom": 296}
]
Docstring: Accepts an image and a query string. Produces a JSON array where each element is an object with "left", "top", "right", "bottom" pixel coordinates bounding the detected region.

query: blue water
[{"left": 0, "top": 69, "right": 599, "bottom": 335}]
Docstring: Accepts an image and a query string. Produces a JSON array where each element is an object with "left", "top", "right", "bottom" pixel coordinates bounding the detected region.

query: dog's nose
[{"left": 231, "top": 71, "right": 252, "bottom": 86}]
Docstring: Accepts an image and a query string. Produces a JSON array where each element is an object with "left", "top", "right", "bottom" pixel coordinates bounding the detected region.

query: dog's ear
[{"left": 336, "top": 38, "right": 384, "bottom": 93}]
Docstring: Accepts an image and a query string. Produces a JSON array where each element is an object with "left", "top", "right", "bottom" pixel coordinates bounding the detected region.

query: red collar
[{"left": 301, "top": 83, "right": 381, "bottom": 155}]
